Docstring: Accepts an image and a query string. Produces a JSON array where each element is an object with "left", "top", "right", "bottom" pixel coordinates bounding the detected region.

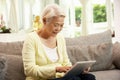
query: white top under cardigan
[{"left": 42, "top": 44, "right": 58, "bottom": 62}]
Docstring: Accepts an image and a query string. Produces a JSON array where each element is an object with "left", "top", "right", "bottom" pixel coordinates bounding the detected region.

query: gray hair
[{"left": 41, "top": 4, "right": 65, "bottom": 23}]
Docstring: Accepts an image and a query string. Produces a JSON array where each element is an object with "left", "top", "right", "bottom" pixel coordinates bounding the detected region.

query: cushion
[
  {"left": 113, "top": 42, "right": 120, "bottom": 69},
  {"left": 88, "top": 42, "right": 113, "bottom": 71},
  {"left": 0, "top": 53, "right": 25, "bottom": 80},
  {"left": 66, "top": 29, "right": 113, "bottom": 71},
  {"left": 0, "top": 41, "right": 24, "bottom": 56},
  {"left": 67, "top": 42, "right": 113, "bottom": 71},
  {"left": 67, "top": 46, "right": 94, "bottom": 65},
  {"left": 91, "top": 70, "right": 120, "bottom": 80},
  {"left": 0, "top": 56, "right": 7, "bottom": 80}
]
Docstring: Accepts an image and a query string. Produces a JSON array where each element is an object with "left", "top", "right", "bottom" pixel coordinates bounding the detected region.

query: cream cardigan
[{"left": 22, "top": 32, "right": 72, "bottom": 80}]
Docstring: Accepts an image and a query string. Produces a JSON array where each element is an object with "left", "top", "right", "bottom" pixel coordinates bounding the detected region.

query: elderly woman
[{"left": 22, "top": 4, "right": 96, "bottom": 80}]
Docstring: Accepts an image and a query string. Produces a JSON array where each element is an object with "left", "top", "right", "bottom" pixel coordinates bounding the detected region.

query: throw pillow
[
  {"left": 89, "top": 42, "right": 113, "bottom": 71},
  {"left": 67, "top": 46, "right": 94, "bottom": 65},
  {"left": 0, "top": 53, "right": 26, "bottom": 80},
  {"left": 113, "top": 42, "right": 120, "bottom": 69},
  {"left": 66, "top": 42, "right": 113, "bottom": 71},
  {"left": 0, "top": 55, "right": 7, "bottom": 80}
]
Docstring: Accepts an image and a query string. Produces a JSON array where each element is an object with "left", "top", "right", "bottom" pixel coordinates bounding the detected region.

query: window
[
  {"left": 89, "top": 0, "right": 114, "bottom": 34},
  {"left": 74, "top": 0, "right": 82, "bottom": 37},
  {"left": 0, "top": 0, "right": 114, "bottom": 37},
  {"left": 74, "top": 0, "right": 114, "bottom": 36}
]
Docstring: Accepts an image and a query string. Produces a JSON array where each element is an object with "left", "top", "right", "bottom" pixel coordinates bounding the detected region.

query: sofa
[{"left": 0, "top": 29, "right": 120, "bottom": 80}]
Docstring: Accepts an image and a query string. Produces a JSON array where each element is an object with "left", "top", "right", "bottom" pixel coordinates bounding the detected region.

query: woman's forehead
[{"left": 52, "top": 17, "right": 65, "bottom": 23}]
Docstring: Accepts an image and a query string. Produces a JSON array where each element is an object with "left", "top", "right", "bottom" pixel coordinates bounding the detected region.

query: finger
[{"left": 86, "top": 67, "right": 90, "bottom": 71}]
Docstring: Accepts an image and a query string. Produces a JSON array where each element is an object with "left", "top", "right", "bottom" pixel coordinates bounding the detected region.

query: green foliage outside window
[
  {"left": 75, "top": 4, "right": 107, "bottom": 23},
  {"left": 75, "top": 6, "right": 82, "bottom": 21},
  {"left": 93, "top": 4, "right": 106, "bottom": 23}
]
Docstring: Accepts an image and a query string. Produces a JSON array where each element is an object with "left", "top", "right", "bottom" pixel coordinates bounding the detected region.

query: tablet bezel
[{"left": 64, "top": 60, "right": 96, "bottom": 77}]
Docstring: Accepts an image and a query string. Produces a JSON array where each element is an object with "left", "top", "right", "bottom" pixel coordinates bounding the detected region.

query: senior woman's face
[{"left": 45, "top": 16, "right": 65, "bottom": 36}]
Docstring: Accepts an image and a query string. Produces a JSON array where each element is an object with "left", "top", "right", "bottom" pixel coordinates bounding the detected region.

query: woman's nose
[{"left": 57, "top": 26, "right": 62, "bottom": 31}]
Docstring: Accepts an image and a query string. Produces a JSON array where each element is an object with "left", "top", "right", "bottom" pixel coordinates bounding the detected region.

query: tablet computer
[{"left": 64, "top": 60, "right": 96, "bottom": 77}]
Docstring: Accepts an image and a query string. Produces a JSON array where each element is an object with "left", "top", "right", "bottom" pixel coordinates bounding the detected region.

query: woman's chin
[{"left": 52, "top": 33, "right": 57, "bottom": 37}]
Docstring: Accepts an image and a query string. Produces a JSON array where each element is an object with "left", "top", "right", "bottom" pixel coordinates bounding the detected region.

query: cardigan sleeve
[
  {"left": 22, "top": 34, "right": 62, "bottom": 79},
  {"left": 57, "top": 34, "right": 72, "bottom": 66}
]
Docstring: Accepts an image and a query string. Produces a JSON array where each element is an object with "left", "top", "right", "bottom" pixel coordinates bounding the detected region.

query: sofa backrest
[
  {"left": 0, "top": 41, "right": 25, "bottom": 80},
  {"left": 65, "top": 29, "right": 112, "bottom": 46},
  {"left": 0, "top": 41, "right": 24, "bottom": 56},
  {"left": 65, "top": 29, "right": 114, "bottom": 71}
]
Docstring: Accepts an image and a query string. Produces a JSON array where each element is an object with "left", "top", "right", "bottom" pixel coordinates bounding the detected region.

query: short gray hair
[{"left": 41, "top": 4, "right": 65, "bottom": 23}]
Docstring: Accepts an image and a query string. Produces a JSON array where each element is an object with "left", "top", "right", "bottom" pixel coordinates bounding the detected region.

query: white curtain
[
  {"left": 0, "top": 0, "right": 6, "bottom": 14},
  {"left": 8, "top": 0, "right": 18, "bottom": 32},
  {"left": 23, "top": 0, "right": 35, "bottom": 30},
  {"left": 0, "top": 0, "right": 7, "bottom": 25}
]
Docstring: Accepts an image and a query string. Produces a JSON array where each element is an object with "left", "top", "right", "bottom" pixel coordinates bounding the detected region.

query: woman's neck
[
  {"left": 37, "top": 29, "right": 50, "bottom": 39},
  {"left": 37, "top": 30, "right": 57, "bottom": 48}
]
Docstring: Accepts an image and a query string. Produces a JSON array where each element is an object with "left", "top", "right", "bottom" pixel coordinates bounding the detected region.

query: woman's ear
[{"left": 43, "top": 18, "right": 46, "bottom": 24}]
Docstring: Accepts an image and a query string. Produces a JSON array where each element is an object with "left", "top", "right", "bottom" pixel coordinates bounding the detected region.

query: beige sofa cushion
[
  {"left": 88, "top": 42, "right": 113, "bottom": 71},
  {"left": 0, "top": 53, "right": 25, "bottom": 80},
  {"left": 113, "top": 42, "right": 120, "bottom": 69},
  {"left": 0, "top": 56, "right": 7, "bottom": 80},
  {"left": 0, "top": 41, "right": 24, "bottom": 55},
  {"left": 67, "top": 46, "right": 94, "bottom": 64},
  {"left": 91, "top": 70, "right": 120, "bottom": 80},
  {"left": 66, "top": 29, "right": 113, "bottom": 71},
  {"left": 67, "top": 42, "right": 113, "bottom": 71}
]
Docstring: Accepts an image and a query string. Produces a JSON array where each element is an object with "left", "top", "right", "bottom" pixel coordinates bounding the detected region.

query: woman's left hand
[{"left": 82, "top": 67, "right": 91, "bottom": 74}]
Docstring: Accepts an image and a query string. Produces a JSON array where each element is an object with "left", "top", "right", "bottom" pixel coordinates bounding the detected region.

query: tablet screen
[{"left": 64, "top": 60, "right": 96, "bottom": 77}]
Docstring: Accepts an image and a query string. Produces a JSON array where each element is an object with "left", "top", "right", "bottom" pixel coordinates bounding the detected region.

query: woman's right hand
[{"left": 56, "top": 66, "right": 72, "bottom": 73}]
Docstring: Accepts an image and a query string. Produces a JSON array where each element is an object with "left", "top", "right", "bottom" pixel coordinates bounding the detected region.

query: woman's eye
[
  {"left": 54, "top": 24, "right": 59, "bottom": 27},
  {"left": 61, "top": 25, "right": 63, "bottom": 27}
]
